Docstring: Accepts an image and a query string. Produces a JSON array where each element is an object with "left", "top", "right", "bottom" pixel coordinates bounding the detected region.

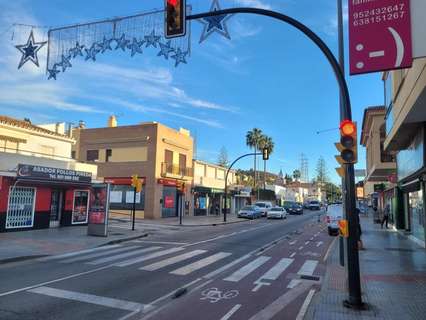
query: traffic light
[
  {"left": 339, "top": 120, "right": 357, "bottom": 164},
  {"left": 262, "top": 147, "right": 269, "bottom": 161},
  {"left": 136, "top": 179, "right": 143, "bottom": 193},
  {"left": 165, "top": 0, "right": 186, "bottom": 38},
  {"left": 131, "top": 174, "right": 138, "bottom": 188}
]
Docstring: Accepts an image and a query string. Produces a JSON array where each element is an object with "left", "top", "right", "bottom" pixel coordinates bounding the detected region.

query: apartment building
[
  {"left": 0, "top": 116, "right": 97, "bottom": 232},
  {"left": 73, "top": 117, "right": 193, "bottom": 219},
  {"left": 383, "top": 57, "right": 426, "bottom": 247}
]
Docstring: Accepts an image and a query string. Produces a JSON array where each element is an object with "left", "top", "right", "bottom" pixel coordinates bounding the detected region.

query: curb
[
  {"left": 0, "top": 254, "right": 48, "bottom": 265},
  {"left": 99, "top": 233, "right": 149, "bottom": 246},
  {"left": 177, "top": 219, "right": 251, "bottom": 227}
]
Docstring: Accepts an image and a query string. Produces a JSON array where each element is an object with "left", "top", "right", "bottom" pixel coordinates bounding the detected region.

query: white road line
[
  {"left": 61, "top": 246, "right": 140, "bottom": 264},
  {"left": 37, "top": 245, "right": 121, "bottom": 261},
  {"left": 140, "top": 250, "right": 207, "bottom": 271},
  {"left": 305, "top": 241, "right": 310, "bottom": 245},
  {"left": 287, "top": 279, "right": 302, "bottom": 288},
  {"left": 132, "top": 240, "right": 189, "bottom": 245},
  {"left": 220, "top": 304, "right": 242, "bottom": 320},
  {"left": 203, "top": 254, "right": 252, "bottom": 279},
  {"left": 252, "top": 258, "right": 294, "bottom": 292},
  {"left": 290, "top": 252, "right": 296, "bottom": 258},
  {"left": 224, "top": 256, "right": 270, "bottom": 282},
  {"left": 295, "top": 289, "right": 316, "bottom": 320},
  {"left": 28, "top": 286, "right": 147, "bottom": 312},
  {"left": 298, "top": 260, "right": 318, "bottom": 276},
  {"left": 171, "top": 252, "right": 232, "bottom": 276},
  {"left": 298, "top": 246, "right": 304, "bottom": 250},
  {"left": 323, "top": 237, "right": 337, "bottom": 262},
  {"left": 115, "top": 247, "right": 184, "bottom": 267},
  {"left": 289, "top": 241, "right": 297, "bottom": 245},
  {"left": 87, "top": 247, "right": 162, "bottom": 265},
  {"left": 316, "top": 241, "right": 323, "bottom": 247}
]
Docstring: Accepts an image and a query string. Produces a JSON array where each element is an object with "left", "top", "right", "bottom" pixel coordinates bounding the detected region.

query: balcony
[{"left": 161, "top": 162, "right": 193, "bottom": 179}]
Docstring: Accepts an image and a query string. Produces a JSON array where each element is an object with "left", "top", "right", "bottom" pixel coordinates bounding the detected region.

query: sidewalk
[
  {"left": 0, "top": 225, "right": 147, "bottom": 264},
  {"left": 306, "top": 214, "right": 426, "bottom": 320}
]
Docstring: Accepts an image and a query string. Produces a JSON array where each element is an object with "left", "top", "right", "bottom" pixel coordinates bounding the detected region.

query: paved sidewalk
[
  {"left": 0, "top": 225, "right": 147, "bottom": 264},
  {"left": 306, "top": 214, "right": 426, "bottom": 320}
]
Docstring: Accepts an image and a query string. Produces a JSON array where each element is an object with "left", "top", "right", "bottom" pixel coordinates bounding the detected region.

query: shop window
[
  {"left": 86, "top": 149, "right": 99, "bottom": 161},
  {"left": 71, "top": 150, "right": 76, "bottom": 159},
  {"left": 106, "top": 149, "right": 112, "bottom": 162},
  {"left": 6, "top": 187, "right": 36, "bottom": 229}
]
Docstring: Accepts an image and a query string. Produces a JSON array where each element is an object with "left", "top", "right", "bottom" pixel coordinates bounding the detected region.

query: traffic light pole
[
  {"left": 132, "top": 187, "right": 136, "bottom": 231},
  {"left": 187, "top": 6, "right": 363, "bottom": 309}
]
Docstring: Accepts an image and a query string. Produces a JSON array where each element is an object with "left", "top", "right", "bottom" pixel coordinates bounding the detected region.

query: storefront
[
  {"left": 192, "top": 186, "right": 225, "bottom": 216},
  {"left": 158, "top": 178, "right": 185, "bottom": 218},
  {"left": 0, "top": 164, "right": 93, "bottom": 232}
]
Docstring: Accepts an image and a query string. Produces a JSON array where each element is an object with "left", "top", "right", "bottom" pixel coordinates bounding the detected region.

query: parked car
[
  {"left": 326, "top": 204, "right": 343, "bottom": 236},
  {"left": 308, "top": 200, "right": 321, "bottom": 211},
  {"left": 267, "top": 207, "right": 287, "bottom": 219},
  {"left": 287, "top": 203, "right": 303, "bottom": 215},
  {"left": 254, "top": 201, "right": 273, "bottom": 217},
  {"left": 283, "top": 201, "right": 296, "bottom": 211},
  {"left": 238, "top": 205, "right": 262, "bottom": 219}
]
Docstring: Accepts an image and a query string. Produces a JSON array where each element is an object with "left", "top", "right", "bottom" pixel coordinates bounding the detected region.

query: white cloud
[{"left": 235, "top": 0, "right": 272, "bottom": 10}]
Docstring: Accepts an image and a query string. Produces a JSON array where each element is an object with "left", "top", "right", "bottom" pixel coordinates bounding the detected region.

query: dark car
[{"left": 287, "top": 203, "right": 303, "bottom": 215}]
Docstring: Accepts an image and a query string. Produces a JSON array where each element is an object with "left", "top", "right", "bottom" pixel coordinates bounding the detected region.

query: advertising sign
[
  {"left": 17, "top": 164, "right": 91, "bottom": 183},
  {"left": 164, "top": 195, "right": 175, "bottom": 208},
  {"left": 88, "top": 184, "right": 110, "bottom": 237},
  {"left": 349, "top": 0, "right": 412, "bottom": 75},
  {"left": 72, "top": 190, "right": 89, "bottom": 224}
]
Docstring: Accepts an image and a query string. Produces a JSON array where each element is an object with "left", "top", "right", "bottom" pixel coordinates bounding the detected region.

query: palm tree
[
  {"left": 259, "top": 135, "right": 274, "bottom": 189},
  {"left": 246, "top": 128, "right": 263, "bottom": 189},
  {"left": 293, "top": 169, "right": 301, "bottom": 181}
]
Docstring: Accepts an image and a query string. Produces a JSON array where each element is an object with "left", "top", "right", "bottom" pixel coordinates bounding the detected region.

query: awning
[{"left": 15, "top": 178, "right": 92, "bottom": 188}]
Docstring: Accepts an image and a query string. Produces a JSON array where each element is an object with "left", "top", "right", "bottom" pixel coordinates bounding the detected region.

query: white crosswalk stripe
[
  {"left": 252, "top": 258, "right": 294, "bottom": 292},
  {"left": 224, "top": 256, "right": 270, "bottom": 282},
  {"left": 61, "top": 246, "right": 140, "bottom": 264},
  {"left": 87, "top": 247, "right": 162, "bottom": 265},
  {"left": 38, "top": 245, "right": 121, "bottom": 261},
  {"left": 140, "top": 250, "right": 207, "bottom": 271},
  {"left": 170, "top": 252, "right": 232, "bottom": 276},
  {"left": 287, "top": 259, "right": 318, "bottom": 288},
  {"left": 115, "top": 247, "right": 185, "bottom": 267}
]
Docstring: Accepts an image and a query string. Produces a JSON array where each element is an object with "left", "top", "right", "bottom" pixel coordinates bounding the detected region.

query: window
[
  {"left": 71, "top": 151, "right": 76, "bottom": 159},
  {"left": 86, "top": 150, "right": 99, "bottom": 161},
  {"left": 179, "top": 153, "right": 186, "bottom": 175},
  {"left": 6, "top": 187, "right": 36, "bottom": 229},
  {"left": 165, "top": 149, "right": 173, "bottom": 164},
  {"left": 106, "top": 149, "right": 112, "bottom": 162}
]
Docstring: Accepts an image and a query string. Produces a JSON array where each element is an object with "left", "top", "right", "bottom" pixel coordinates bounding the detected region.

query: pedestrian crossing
[{"left": 40, "top": 244, "right": 320, "bottom": 289}]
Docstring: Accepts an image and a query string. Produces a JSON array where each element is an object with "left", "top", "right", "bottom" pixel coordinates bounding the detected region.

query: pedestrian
[
  {"left": 381, "top": 204, "right": 390, "bottom": 229},
  {"left": 356, "top": 208, "right": 364, "bottom": 250},
  {"left": 215, "top": 203, "right": 220, "bottom": 216}
]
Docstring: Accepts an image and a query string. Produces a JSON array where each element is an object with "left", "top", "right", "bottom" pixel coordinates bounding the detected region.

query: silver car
[{"left": 267, "top": 207, "right": 287, "bottom": 219}]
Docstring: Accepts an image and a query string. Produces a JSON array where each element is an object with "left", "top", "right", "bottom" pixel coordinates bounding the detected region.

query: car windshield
[
  {"left": 271, "top": 208, "right": 282, "bottom": 211},
  {"left": 242, "top": 206, "right": 255, "bottom": 210},
  {"left": 310, "top": 201, "right": 319, "bottom": 204},
  {"left": 284, "top": 201, "right": 295, "bottom": 206},
  {"left": 255, "top": 203, "right": 266, "bottom": 207}
]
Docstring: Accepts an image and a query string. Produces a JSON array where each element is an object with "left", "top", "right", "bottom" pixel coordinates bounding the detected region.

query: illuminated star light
[
  {"left": 15, "top": 30, "right": 47, "bottom": 69},
  {"left": 99, "top": 36, "right": 113, "bottom": 53},
  {"left": 60, "top": 54, "right": 72, "bottom": 72},
  {"left": 198, "top": 0, "right": 233, "bottom": 43},
  {"left": 171, "top": 48, "right": 188, "bottom": 67},
  {"left": 47, "top": 64, "right": 60, "bottom": 80},
  {"left": 85, "top": 44, "right": 99, "bottom": 61},
  {"left": 144, "top": 30, "right": 161, "bottom": 48},
  {"left": 115, "top": 34, "right": 129, "bottom": 51},
  {"left": 128, "top": 38, "right": 144, "bottom": 57},
  {"left": 70, "top": 42, "right": 84, "bottom": 58},
  {"left": 157, "top": 40, "right": 174, "bottom": 60}
]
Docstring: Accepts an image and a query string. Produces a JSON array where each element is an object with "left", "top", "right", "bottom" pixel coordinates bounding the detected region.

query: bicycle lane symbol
[{"left": 200, "top": 287, "right": 239, "bottom": 304}]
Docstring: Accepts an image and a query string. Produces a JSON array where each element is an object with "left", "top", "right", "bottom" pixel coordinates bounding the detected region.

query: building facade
[
  {"left": 383, "top": 57, "right": 426, "bottom": 247},
  {"left": 73, "top": 118, "right": 193, "bottom": 219},
  {"left": 0, "top": 116, "right": 97, "bottom": 232}
]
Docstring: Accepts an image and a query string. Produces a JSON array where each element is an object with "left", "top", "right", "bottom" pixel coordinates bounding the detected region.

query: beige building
[
  {"left": 0, "top": 115, "right": 97, "bottom": 232},
  {"left": 382, "top": 57, "right": 426, "bottom": 247},
  {"left": 73, "top": 117, "right": 193, "bottom": 219}
]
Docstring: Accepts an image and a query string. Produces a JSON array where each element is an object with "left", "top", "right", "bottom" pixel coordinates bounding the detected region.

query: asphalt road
[{"left": 0, "top": 210, "right": 334, "bottom": 320}]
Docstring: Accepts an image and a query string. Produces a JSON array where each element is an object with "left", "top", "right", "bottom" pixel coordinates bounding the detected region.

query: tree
[
  {"left": 259, "top": 135, "right": 275, "bottom": 189},
  {"left": 217, "top": 146, "right": 229, "bottom": 167},
  {"left": 293, "top": 169, "right": 301, "bottom": 181},
  {"left": 246, "top": 128, "right": 263, "bottom": 188},
  {"left": 285, "top": 173, "right": 293, "bottom": 183}
]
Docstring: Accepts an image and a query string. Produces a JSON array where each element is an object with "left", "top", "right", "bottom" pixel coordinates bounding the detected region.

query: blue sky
[{"left": 0, "top": 0, "right": 384, "bottom": 183}]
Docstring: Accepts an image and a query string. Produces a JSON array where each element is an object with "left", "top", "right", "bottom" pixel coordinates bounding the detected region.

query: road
[{"left": 0, "top": 210, "right": 334, "bottom": 320}]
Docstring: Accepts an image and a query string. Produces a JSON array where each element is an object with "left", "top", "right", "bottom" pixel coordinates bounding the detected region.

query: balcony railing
[
  {"left": 161, "top": 162, "right": 193, "bottom": 177},
  {"left": 0, "top": 146, "right": 74, "bottom": 162}
]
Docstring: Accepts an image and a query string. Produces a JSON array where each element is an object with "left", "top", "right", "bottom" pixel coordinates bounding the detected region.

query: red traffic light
[
  {"left": 167, "top": 0, "right": 178, "bottom": 5},
  {"left": 340, "top": 120, "right": 356, "bottom": 136},
  {"left": 165, "top": 0, "right": 186, "bottom": 38}
]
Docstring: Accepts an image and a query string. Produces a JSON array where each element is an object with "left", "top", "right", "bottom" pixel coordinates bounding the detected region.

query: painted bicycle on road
[{"left": 200, "top": 287, "right": 239, "bottom": 303}]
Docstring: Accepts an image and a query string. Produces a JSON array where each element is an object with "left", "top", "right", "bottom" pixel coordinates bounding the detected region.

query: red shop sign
[
  {"left": 164, "top": 196, "right": 175, "bottom": 208},
  {"left": 349, "top": 0, "right": 412, "bottom": 75},
  {"left": 104, "top": 177, "right": 145, "bottom": 185},
  {"left": 157, "top": 178, "right": 177, "bottom": 186}
]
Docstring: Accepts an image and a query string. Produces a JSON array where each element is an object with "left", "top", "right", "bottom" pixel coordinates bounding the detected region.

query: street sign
[
  {"left": 349, "top": 0, "right": 413, "bottom": 75},
  {"left": 411, "top": 0, "right": 426, "bottom": 58},
  {"left": 339, "top": 219, "right": 349, "bottom": 238}
]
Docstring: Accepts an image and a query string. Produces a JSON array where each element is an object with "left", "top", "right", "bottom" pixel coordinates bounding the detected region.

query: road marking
[
  {"left": 316, "top": 241, "right": 323, "bottom": 247},
  {"left": 305, "top": 241, "right": 310, "bottom": 245},
  {"left": 298, "top": 246, "right": 304, "bottom": 250},
  {"left": 87, "top": 246, "right": 162, "bottom": 265},
  {"left": 310, "top": 237, "right": 314, "bottom": 241},
  {"left": 171, "top": 252, "right": 232, "bottom": 276},
  {"left": 252, "top": 258, "right": 294, "bottom": 292},
  {"left": 224, "top": 256, "right": 270, "bottom": 282},
  {"left": 290, "top": 252, "right": 296, "bottom": 258},
  {"left": 298, "top": 260, "right": 318, "bottom": 276},
  {"left": 247, "top": 282, "right": 311, "bottom": 320},
  {"left": 289, "top": 241, "right": 297, "bottom": 245},
  {"left": 61, "top": 246, "right": 140, "bottom": 263},
  {"left": 323, "top": 238, "right": 337, "bottom": 262},
  {"left": 287, "top": 279, "right": 302, "bottom": 288},
  {"left": 28, "top": 286, "right": 147, "bottom": 312},
  {"left": 132, "top": 240, "right": 189, "bottom": 245},
  {"left": 140, "top": 250, "right": 207, "bottom": 271},
  {"left": 203, "top": 254, "right": 252, "bottom": 279},
  {"left": 220, "top": 304, "right": 242, "bottom": 320},
  {"left": 115, "top": 247, "right": 184, "bottom": 267},
  {"left": 37, "top": 245, "right": 121, "bottom": 261},
  {"left": 295, "top": 289, "right": 316, "bottom": 320}
]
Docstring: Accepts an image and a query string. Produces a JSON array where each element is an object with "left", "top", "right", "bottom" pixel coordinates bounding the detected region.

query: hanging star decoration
[
  {"left": 99, "top": 36, "right": 113, "bottom": 53},
  {"left": 59, "top": 54, "right": 72, "bottom": 72},
  {"left": 47, "top": 64, "right": 61, "bottom": 80},
  {"left": 198, "top": 0, "right": 233, "bottom": 43},
  {"left": 70, "top": 42, "right": 85, "bottom": 58},
  {"left": 85, "top": 44, "right": 99, "bottom": 61},
  {"left": 128, "top": 38, "right": 144, "bottom": 57},
  {"left": 157, "top": 40, "right": 174, "bottom": 60},
  {"left": 15, "top": 30, "right": 47, "bottom": 69},
  {"left": 171, "top": 48, "right": 188, "bottom": 67},
  {"left": 144, "top": 30, "right": 161, "bottom": 48},
  {"left": 115, "top": 34, "right": 130, "bottom": 51}
]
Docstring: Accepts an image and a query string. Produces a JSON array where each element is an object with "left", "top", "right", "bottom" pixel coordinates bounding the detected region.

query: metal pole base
[{"left": 343, "top": 299, "right": 367, "bottom": 310}]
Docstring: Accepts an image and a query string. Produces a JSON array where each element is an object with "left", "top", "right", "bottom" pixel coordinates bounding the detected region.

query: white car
[
  {"left": 326, "top": 204, "right": 343, "bottom": 236},
  {"left": 254, "top": 201, "right": 273, "bottom": 217},
  {"left": 267, "top": 207, "right": 287, "bottom": 219}
]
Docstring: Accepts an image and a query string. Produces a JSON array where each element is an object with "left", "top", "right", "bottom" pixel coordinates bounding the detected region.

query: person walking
[
  {"left": 215, "top": 203, "right": 220, "bottom": 216},
  {"left": 381, "top": 204, "right": 390, "bottom": 229}
]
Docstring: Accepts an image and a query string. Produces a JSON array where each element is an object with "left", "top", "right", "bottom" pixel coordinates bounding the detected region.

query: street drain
[
  {"left": 300, "top": 275, "right": 320, "bottom": 281},
  {"left": 173, "top": 288, "right": 188, "bottom": 299}
]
